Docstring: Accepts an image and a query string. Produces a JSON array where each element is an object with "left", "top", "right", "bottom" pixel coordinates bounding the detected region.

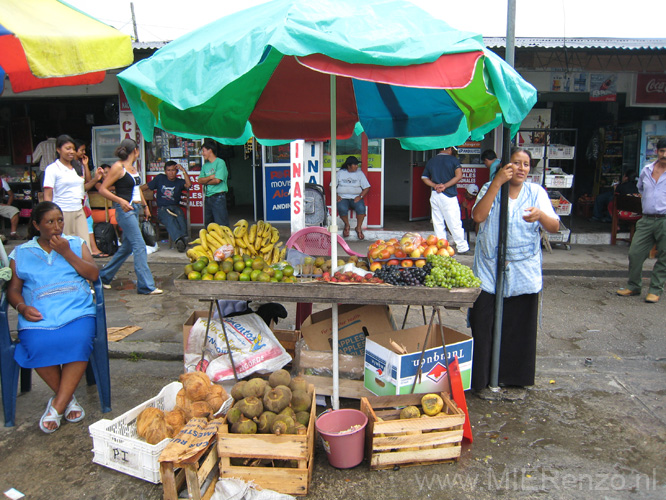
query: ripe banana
[
  {"left": 199, "top": 229, "right": 209, "bottom": 252},
  {"left": 248, "top": 224, "right": 257, "bottom": 244},
  {"left": 270, "top": 227, "right": 280, "bottom": 243}
]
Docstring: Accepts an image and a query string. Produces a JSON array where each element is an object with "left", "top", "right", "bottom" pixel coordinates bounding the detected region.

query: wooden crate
[
  {"left": 217, "top": 385, "right": 316, "bottom": 496},
  {"left": 272, "top": 328, "right": 301, "bottom": 359},
  {"left": 161, "top": 440, "right": 219, "bottom": 500},
  {"left": 360, "top": 393, "right": 465, "bottom": 470}
]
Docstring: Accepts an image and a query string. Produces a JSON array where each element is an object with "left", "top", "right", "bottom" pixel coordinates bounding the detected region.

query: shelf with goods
[
  {"left": 594, "top": 126, "right": 625, "bottom": 196},
  {"left": 517, "top": 128, "right": 577, "bottom": 249},
  {"left": 0, "top": 164, "right": 38, "bottom": 219}
]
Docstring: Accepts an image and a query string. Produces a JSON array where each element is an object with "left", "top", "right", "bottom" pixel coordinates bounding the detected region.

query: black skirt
[{"left": 468, "top": 290, "right": 539, "bottom": 390}]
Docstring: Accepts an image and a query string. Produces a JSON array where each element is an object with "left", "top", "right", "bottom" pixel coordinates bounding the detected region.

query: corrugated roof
[
  {"left": 132, "top": 41, "right": 167, "bottom": 50},
  {"left": 483, "top": 37, "right": 666, "bottom": 50}
]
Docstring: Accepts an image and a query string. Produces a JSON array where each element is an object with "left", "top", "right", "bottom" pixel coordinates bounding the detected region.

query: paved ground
[{"left": 1, "top": 231, "right": 664, "bottom": 499}]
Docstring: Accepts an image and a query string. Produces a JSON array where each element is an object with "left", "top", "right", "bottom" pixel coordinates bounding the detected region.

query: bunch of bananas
[{"left": 186, "top": 219, "right": 286, "bottom": 264}]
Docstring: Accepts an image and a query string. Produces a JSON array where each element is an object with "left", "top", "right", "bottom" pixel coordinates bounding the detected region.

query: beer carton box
[{"left": 364, "top": 324, "right": 473, "bottom": 396}]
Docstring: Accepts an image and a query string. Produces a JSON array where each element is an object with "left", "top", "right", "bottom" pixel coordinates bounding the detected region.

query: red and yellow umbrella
[{"left": 0, "top": 0, "right": 133, "bottom": 93}]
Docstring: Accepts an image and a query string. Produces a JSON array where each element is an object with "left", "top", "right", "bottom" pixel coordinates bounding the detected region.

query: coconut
[
  {"left": 268, "top": 369, "right": 291, "bottom": 388},
  {"left": 179, "top": 371, "right": 212, "bottom": 401},
  {"left": 191, "top": 400, "right": 214, "bottom": 419}
]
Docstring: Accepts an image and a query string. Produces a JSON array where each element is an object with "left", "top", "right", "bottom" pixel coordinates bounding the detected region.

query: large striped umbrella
[{"left": 0, "top": 0, "right": 133, "bottom": 94}]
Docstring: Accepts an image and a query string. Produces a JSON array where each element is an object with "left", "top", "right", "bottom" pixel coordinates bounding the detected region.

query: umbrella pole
[
  {"left": 330, "top": 74, "right": 340, "bottom": 410},
  {"left": 489, "top": 0, "right": 517, "bottom": 391}
]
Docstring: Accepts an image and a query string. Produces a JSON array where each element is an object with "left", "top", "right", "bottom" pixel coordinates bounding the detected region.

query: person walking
[
  {"left": 142, "top": 160, "right": 191, "bottom": 252},
  {"left": 198, "top": 138, "right": 229, "bottom": 227},
  {"left": 97, "top": 138, "right": 162, "bottom": 295},
  {"left": 617, "top": 138, "right": 666, "bottom": 303},
  {"left": 421, "top": 146, "right": 469, "bottom": 253}
]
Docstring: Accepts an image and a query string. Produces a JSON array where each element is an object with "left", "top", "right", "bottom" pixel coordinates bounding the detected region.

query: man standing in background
[
  {"left": 421, "top": 146, "right": 469, "bottom": 254},
  {"left": 198, "top": 138, "right": 229, "bottom": 227}
]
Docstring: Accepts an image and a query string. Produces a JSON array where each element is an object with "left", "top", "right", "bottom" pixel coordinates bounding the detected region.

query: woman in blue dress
[{"left": 7, "top": 201, "right": 99, "bottom": 433}]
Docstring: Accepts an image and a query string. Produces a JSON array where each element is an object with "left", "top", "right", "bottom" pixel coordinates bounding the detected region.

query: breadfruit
[
  {"left": 231, "top": 380, "right": 247, "bottom": 401},
  {"left": 292, "top": 423, "right": 307, "bottom": 435},
  {"left": 278, "top": 406, "right": 295, "bottom": 419},
  {"left": 257, "top": 411, "right": 277, "bottom": 433},
  {"left": 242, "top": 378, "right": 268, "bottom": 398},
  {"left": 231, "top": 417, "right": 257, "bottom": 434},
  {"left": 421, "top": 393, "right": 444, "bottom": 416},
  {"left": 289, "top": 375, "right": 308, "bottom": 393},
  {"left": 191, "top": 400, "right": 214, "bottom": 420},
  {"left": 263, "top": 387, "right": 291, "bottom": 413},
  {"left": 290, "top": 389, "right": 311, "bottom": 412},
  {"left": 272, "top": 415, "right": 295, "bottom": 435},
  {"left": 274, "top": 385, "right": 292, "bottom": 404},
  {"left": 295, "top": 411, "right": 310, "bottom": 427},
  {"left": 399, "top": 405, "right": 420, "bottom": 420},
  {"left": 269, "top": 369, "right": 291, "bottom": 388},
  {"left": 226, "top": 407, "right": 243, "bottom": 425},
  {"left": 237, "top": 396, "right": 263, "bottom": 419},
  {"left": 179, "top": 371, "right": 212, "bottom": 401}
]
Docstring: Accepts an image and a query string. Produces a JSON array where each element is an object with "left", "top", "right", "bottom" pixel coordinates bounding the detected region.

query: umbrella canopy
[
  {"left": 118, "top": 0, "right": 536, "bottom": 150},
  {"left": 0, "top": 0, "right": 133, "bottom": 94}
]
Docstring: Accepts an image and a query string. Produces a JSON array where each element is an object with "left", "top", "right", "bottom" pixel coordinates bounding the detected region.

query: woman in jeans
[{"left": 97, "top": 138, "right": 162, "bottom": 295}]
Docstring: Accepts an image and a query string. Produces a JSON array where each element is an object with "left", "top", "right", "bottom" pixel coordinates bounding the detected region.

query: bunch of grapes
[
  {"left": 374, "top": 264, "right": 433, "bottom": 286},
  {"left": 424, "top": 254, "right": 481, "bottom": 289}
]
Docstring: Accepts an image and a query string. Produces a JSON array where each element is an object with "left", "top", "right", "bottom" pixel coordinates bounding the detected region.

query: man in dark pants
[
  {"left": 142, "top": 161, "right": 191, "bottom": 252},
  {"left": 198, "top": 138, "right": 230, "bottom": 227},
  {"left": 617, "top": 139, "right": 666, "bottom": 303}
]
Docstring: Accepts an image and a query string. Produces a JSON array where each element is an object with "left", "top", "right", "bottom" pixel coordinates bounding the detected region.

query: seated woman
[
  {"left": 334, "top": 156, "right": 370, "bottom": 240},
  {"left": 7, "top": 201, "right": 99, "bottom": 433}
]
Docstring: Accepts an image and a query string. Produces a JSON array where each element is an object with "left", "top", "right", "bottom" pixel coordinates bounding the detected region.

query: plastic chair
[
  {"left": 285, "top": 226, "right": 365, "bottom": 258},
  {"left": 610, "top": 193, "right": 642, "bottom": 245},
  {"left": 1, "top": 278, "right": 111, "bottom": 427}
]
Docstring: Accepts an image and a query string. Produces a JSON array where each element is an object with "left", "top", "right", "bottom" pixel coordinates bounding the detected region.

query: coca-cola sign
[{"left": 635, "top": 74, "right": 666, "bottom": 105}]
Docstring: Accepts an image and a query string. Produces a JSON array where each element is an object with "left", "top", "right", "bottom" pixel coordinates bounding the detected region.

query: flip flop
[
  {"left": 356, "top": 228, "right": 365, "bottom": 240},
  {"left": 39, "top": 397, "right": 63, "bottom": 434},
  {"left": 343, "top": 226, "right": 350, "bottom": 238},
  {"left": 64, "top": 395, "right": 85, "bottom": 423},
  {"left": 92, "top": 253, "right": 109, "bottom": 258}
]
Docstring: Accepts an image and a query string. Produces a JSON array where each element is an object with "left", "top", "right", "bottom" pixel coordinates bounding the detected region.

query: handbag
[{"left": 140, "top": 219, "right": 158, "bottom": 247}]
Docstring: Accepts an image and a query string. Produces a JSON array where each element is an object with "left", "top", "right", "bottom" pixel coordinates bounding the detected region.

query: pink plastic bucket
[{"left": 315, "top": 409, "right": 367, "bottom": 468}]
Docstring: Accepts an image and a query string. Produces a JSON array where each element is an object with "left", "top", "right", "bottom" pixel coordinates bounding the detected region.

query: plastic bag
[
  {"left": 141, "top": 219, "right": 157, "bottom": 247},
  {"left": 213, "top": 244, "right": 235, "bottom": 261},
  {"left": 184, "top": 313, "right": 292, "bottom": 382}
]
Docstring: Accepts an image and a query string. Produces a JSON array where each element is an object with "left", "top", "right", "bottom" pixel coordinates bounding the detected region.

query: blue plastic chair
[{"left": 0, "top": 278, "right": 111, "bottom": 427}]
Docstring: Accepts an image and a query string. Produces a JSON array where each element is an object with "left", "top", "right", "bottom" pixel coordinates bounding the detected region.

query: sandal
[
  {"left": 343, "top": 226, "right": 351, "bottom": 238},
  {"left": 64, "top": 395, "right": 85, "bottom": 423},
  {"left": 356, "top": 228, "right": 365, "bottom": 240},
  {"left": 39, "top": 397, "right": 63, "bottom": 434}
]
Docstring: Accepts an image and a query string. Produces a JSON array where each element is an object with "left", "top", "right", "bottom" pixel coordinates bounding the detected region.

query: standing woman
[
  {"left": 7, "top": 202, "right": 99, "bottom": 433},
  {"left": 97, "top": 138, "right": 162, "bottom": 295},
  {"left": 469, "top": 147, "right": 560, "bottom": 392},
  {"left": 74, "top": 139, "right": 106, "bottom": 257},
  {"left": 42, "top": 135, "right": 89, "bottom": 243},
  {"left": 335, "top": 156, "right": 370, "bottom": 240}
]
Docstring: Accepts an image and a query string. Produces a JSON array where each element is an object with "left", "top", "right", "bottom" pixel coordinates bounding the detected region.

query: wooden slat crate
[
  {"left": 360, "top": 393, "right": 465, "bottom": 470},
  {"left": 217, "top": 385, "right": 316, "bottom": 496},
  {"left": 161, "top": 439, "right": 219, "bottom": 500}
]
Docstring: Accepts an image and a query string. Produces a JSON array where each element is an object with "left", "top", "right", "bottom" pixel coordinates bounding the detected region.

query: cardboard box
[
  {"left": 300, "top": 304, "right": 394, "bottom": 355},
  {"left": 364, "top": 324, "right": 473, "bottom": 396}
]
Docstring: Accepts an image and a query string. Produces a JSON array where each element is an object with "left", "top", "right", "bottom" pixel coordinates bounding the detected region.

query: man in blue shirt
[
  {"left": 142, "top": 161, "right": 191, "bottom": 252},
  {"left": 481, "top": 149, "right": 501, "bottom": 180},
  {"left": 617, "top": 138, "right": 666, "bottom": 303},
  {"left": 421, "top": 146, "right": 469, "bottom": 253}
]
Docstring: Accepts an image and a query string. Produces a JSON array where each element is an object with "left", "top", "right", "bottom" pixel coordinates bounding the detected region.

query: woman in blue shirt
[
  {"left": 469, "top": 148, "right": 560, "bottom": 393},
  {"left": 7, "top": 202, "right": 99, "bottom": 433}
]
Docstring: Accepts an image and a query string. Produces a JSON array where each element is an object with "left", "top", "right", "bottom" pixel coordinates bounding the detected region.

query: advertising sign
[
  {"left": 304, "top": 141, "right": 323, "bottom": 185},
  {"left": 290, "top": 140, "right": 305, "bottom": 231},
  {"left": 263, "top": 165, "right": 291, "bottom": 223},
  {"left": 634, "top": 74, "right": 666, "bottom": 106},
  {"left": 589, "top": 73, "right": 617, "bottom": 102}
]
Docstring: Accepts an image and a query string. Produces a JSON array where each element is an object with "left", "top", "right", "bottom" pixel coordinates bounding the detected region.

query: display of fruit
[
  {"left": 367, "top": 233, "right": 456, "bottom": 269},
  {"left": 315, "top": 270, "right": 383, "bottom": 284},
  {"left": 374, "top": 264, "right": 432, "bottom": 286},
  {"left": 228, "top": 370, "right": 313, "bottom": 435},
  {"left": 185, "top": 254, "right": 298, "bottom": 282},
  {"left": 186, "top": 220, "right": 286, "bottom": 264},
  {"left": 423, "top": 254, "right": 481, "bottom": 289},
  {"left": 135, "top": 371, "right": 229, "bottom": 443}
]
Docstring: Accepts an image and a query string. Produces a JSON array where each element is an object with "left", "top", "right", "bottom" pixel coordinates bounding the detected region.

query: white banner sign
[{"left": 290, "top": 140, "right": 305, "bottom": 233}]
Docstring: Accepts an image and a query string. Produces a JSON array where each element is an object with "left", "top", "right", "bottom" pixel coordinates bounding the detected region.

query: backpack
[{"left": 94, "top": 222, "right": 118, "bottom": 256}]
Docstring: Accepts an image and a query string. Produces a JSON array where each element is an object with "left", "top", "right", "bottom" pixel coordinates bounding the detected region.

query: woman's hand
[
  {"left": 82, "top": 154, "right": 89, "bottom": 168},
  {"left": 494, "top": 163, "right": 515, "bottom": 186},
  {"left": 522, "top": 206, "right": 541, "bottom": 223},
  {"left": 94, "top": 167, "right": 104, "bottom": 182},
  {"left": 120, "top": 200, "right": 133, "bottom": 212},
  {"left": 144, "top": 205, "right": 151, "bottom": 218},
  {"left": 20, "top": 305, "right": 43, "bottom": 322},
  {"left": 336, "top": 195, "right": 341, "bottom": 202},
  {"left": 49, "top": 234, "right": 72, "bottom": 255}
]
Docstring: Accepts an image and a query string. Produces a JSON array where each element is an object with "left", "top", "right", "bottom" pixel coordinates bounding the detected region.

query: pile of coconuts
[{"left": 227, "top": 369, "right": 312, "bottom": 435}]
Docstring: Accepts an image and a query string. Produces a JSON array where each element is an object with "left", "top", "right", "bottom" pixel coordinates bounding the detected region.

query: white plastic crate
[
  {"left": 545, "top": 174, "right": 574, "bottom": 189},
  {"left": 522, "top": 145, "right": 545, "bottom": 159},
  {"left": 526, "top": 172, "right": 543, "bottom": 185},
  {"left": 89, "top": 382, "right": 182, "bottom": 483},
  {"left": 548, "top": 191, "right": 572, "bottom": 216},
  {"left": 548, "top": 222, "right": 570, "bottom": 243},
  {"left": 548, "top": 144, "right": 575, "bottom": 159}
]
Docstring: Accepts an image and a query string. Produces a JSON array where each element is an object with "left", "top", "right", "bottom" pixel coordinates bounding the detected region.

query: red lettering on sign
[
  {"left": 293, "top": 162, "right": 301, "bottom": 177},
  {"left": 294, "top": 182, "right": 302, "bottom": 198},
  {"left": 293, "top": 200, "right": 301, "bottom": 214}
]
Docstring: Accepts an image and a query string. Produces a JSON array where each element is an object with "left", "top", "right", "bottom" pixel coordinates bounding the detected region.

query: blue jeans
[
  {"left": 337, "top": 197, "right": 366, "bottom": 215},
  {"left": 158, "top": 206, "right": 188, "bottom": 242},
  {"left": 100, "top": 202, "right": 157, "bottom": 294},
  {"left": 204, "top": 192, "right": 229, "bottom": 227}
]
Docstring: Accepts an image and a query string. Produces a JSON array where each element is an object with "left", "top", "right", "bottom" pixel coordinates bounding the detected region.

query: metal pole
[
  {"left": 130, "top": 2, "right": 139, "bottom": 42},
  {"left": 330, "top": 75, "right": 340, "bottom": 410},
  {"left": 489, "top": 0, "right": 516, "bottom": 390}
]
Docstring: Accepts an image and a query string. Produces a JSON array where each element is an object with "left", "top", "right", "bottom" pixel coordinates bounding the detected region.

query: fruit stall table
[{"left": 177, "top": 278, "right": 480, "bottom": 409}]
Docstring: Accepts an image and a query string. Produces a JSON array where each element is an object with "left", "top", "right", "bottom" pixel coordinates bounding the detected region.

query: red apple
[
  {"left": 415, "top": 259, "right": 427, "bottom": 268},
  {"left": 387, "top": 259, "right": 400, "bottom": 266},
  {"left": 426, "top": 234, "right": 438, "bottom": 246},
  {"left": 437, "top": 247, "right": 450, "bottom": 257},
  {"left": 395, "top": 250, "right": 407, "bottom": 259},
  {"left": 424, "top": 245, "right": 438, "bottom": 257},
  {"left": 370, "top": 262, "right": 382, "bottom": 272},
  {"left": 410, "top": 248, "right": 422, "bottom": 259},
  {"left": 436, "top": 238, "right": 449, "bottom": 248},
  {"left": 401, "top": 259, "right": 414, "bottom": 267},
  {"left": 446, "top": 245, "right": 455, "bottom": 256}
]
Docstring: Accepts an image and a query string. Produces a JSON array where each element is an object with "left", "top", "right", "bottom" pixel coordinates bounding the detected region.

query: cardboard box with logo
[{"left": 364, "top": 323, "right": 473, "bottom": 396}]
